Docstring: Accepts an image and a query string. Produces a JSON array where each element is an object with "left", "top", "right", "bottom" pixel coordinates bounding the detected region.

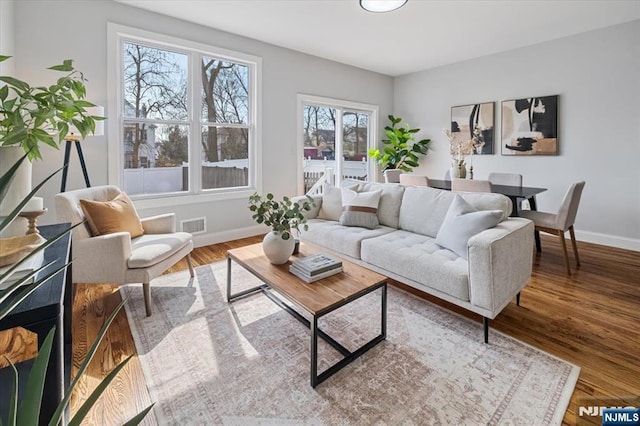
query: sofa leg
[
  {"left": 483, "top": 317, "right": 489, "bottom": 344},
  {"left": 186, "top": 253, "right": 195, "bottom": 278},
  {"left": 516, "top": 292, "right": 521, "bottom": 306},
  {"left": 143, "top": 282, "right": 152, "bottom": 317}
]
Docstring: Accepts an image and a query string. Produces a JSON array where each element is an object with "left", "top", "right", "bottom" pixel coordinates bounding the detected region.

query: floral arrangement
[{"left": 443, "top": 127, "right": 484, "bottom": 160}]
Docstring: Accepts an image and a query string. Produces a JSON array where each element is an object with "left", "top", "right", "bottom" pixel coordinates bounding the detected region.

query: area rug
[{"left": 120, "top": 262, "right": 579, "bottom": 425}]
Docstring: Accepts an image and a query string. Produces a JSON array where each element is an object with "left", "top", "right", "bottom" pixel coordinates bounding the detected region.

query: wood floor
[{"left": 59, "top": 235, "right": 640, "bottom": 424}]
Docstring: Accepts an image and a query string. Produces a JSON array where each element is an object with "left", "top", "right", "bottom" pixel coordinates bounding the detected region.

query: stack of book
[{"left": 289, "top": 253, "right": 343, "bottom": 283}]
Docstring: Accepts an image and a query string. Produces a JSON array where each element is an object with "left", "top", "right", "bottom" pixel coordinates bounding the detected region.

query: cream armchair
[{"left": 55, "top": 185, "right": 194, "bottom": 316}]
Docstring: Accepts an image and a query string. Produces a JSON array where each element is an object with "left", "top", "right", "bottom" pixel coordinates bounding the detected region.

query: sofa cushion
[
  {"left": 301, "top": 219, "right": 395, "bottom": 259},
  {"left": 339, "top": 188, "right": 382, "bottom": 229},
  {"left": 357, "top": 182, "right": 405, "bottom": 229},
  {"left": 317, "top": 184, "right": 358, "bottom": 221},
  {"left": 399, "top": 186, "right": 512, "bottom": 238},
  {"left": 435, "top": 195, "right": 503, "bottom": 259},
  {"left": 361, "top": 230, "right": 470, "bottom": 301},
  {"left": 80, "top": 192, "right": 144, "bottom": 238},
  {"left": 128, "top": 232, "right": 193, "bottom": 268}
]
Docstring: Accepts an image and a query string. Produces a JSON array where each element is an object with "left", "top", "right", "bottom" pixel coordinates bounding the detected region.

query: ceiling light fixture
[{"left": 359, "top": 0, "right": 407, "bottom": 13}]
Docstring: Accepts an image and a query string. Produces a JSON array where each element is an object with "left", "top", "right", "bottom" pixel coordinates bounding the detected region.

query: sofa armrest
[
  {"left": 141, "top": 213, "right": 176, "bottom": 234},
  {"left": 291, "top": 195, "right": 322, "bottom": 219},
  {"left": 467, "top": 218, "right": 534, "bottom": 317},
  {"left": 72, "top": 232, "right": 132, "bottom": 283}
]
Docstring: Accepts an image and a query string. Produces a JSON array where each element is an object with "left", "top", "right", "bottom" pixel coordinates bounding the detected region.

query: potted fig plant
[
  {"left": 248, "top": 193, "right": 315, "bottom": 264},
  {"left": 368, "top": 115, "right": 431, "bottom": 183}
]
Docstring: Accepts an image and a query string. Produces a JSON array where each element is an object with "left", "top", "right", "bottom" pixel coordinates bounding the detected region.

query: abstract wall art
[
  {"left": 501, "top": 95, "right": 558, "bottom": 155},
  {"left": 450, "top": 102, "right": 494, "bottom": 155}
]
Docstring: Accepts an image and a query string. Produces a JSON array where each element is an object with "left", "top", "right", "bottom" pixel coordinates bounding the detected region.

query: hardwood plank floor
[{"left": 64, "top": 234, "right": 638, "bottom": 425}]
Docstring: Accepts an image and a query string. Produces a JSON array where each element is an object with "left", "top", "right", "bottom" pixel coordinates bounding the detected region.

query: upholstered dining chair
[
  {"left": 399, "top": 174, "right": 429, "bottom": 186},
  {"left": 55, "top": 185, "right": 195, "bottom": 316},
  {"left": 519, "top": 181, "right": 585, "bottom": 274},
  {"left": 488, "top": 172, "right": 522, "bottom": 187},
  {"left": 451, "top": 178, "right": 492, "bottom": 193},
  {"left": 489, "top": 173, "right": 525, "bottom": 212}
]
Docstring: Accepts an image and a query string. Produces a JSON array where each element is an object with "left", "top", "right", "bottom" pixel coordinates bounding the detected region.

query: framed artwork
[
  {"left": 501, "top": 95, "right": 558, "bottom": 155},
  {"left": 450, "top": 102, "right": 494, "bottom": 155}
]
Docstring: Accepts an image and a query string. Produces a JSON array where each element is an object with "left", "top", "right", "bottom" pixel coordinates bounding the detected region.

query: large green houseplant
[{"left": 368, "top": 115, "right": 431, "bottom": 182}]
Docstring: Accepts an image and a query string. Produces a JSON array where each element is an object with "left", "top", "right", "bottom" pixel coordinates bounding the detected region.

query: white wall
[
  {"left": 13, "top": 0, "right": 393, "bottom": 246},
  {"left": 394, "top": 20, "right": 640, "bottom": 250},
  {"left": 0, "top": 0, "right": 14, "bottom": 75}
]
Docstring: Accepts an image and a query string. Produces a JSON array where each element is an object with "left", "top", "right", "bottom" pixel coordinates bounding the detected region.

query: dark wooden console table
[{"left": 0, "top": 223, "right": 72, "bottom": 425}]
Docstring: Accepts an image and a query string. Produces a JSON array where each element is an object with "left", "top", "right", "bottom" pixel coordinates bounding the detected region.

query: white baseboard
[
  {"left": 192, "top": 224, "right": 266, "bottom": 248},
  {"left": 574, "top": 230, "right": 639, "bottom": 252}
]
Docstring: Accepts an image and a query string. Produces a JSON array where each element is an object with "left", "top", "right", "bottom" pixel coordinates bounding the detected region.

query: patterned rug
[{"left": 121, "top": 262, "right": 579, "bottom": 425}]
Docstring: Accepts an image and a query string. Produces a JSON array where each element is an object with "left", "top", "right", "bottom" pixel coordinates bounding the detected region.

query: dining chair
[
  {"left": 399, "top": 174, "right": 429, "bottom": 186},
  {"left": 488, "top": 172, "right": 522, "bottom": 187},
  {"left": 519, "top": 181, "right": 585, "bottom": 274},
  {"left": 56, "top": 185, "right": 195, "bottom": 316},
  {"left": 489, "top": 173, "right": 525, "bottom": 212},
  {"left": 451, "top": 178, "right": 492, "bottom": 193}
]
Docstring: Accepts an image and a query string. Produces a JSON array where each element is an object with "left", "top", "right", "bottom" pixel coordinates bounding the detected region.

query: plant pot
[
  {"left": 383, "top": 169, "right": 402, "bottom": 183},
  {"left": 0, "top": 146, "right": 32, "bottom": 216},
  {"left": 262, "top": 231, "right": 295, "bottom": 265}
]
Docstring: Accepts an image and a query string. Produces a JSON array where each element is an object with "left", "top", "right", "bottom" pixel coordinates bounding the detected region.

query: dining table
[{"left": 427, "top": 179, "right": 547, "bottom": 216}]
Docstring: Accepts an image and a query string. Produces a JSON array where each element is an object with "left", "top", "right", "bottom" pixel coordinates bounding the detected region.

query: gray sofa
[{"left": 295, "top": 182, "right": 534, "bottom": 342}]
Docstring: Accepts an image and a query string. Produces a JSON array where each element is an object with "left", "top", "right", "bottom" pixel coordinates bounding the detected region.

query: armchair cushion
[
  {"left": 80, "top": 192, "right": 144, "bottom": 238},
  {"left": 128, "top": 232, "right": 193, "bottom": 269}
]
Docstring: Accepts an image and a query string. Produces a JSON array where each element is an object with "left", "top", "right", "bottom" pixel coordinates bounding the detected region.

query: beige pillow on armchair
[{"left": 79, "top": 192, "right": 144, "bottom": 238}]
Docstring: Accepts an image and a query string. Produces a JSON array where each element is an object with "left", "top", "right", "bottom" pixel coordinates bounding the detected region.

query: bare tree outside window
[
  {"left": 123, "top": 43, "right": 188, "bottom": 170},
  {"left": 201, "top": 57, "right": 250, "bottom": 189}
]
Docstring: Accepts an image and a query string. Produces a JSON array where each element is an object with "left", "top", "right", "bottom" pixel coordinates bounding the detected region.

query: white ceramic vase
[{"left": 262, "top": 231, "right": 295, "bottom": 265}]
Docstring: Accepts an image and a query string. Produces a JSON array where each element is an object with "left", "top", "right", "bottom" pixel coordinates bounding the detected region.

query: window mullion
[{"left": 190, "top": 52, "right": 202, "bottom": 194}]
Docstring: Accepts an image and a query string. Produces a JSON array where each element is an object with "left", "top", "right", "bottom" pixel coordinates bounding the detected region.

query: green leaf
[
  {"left": 47, "top": 60, "right": 74, "bottom": 72},
  {"left": 0, "top": 55, "right": 11, "bottom": 62},
  {"left": 17, "top": 328, "right": 56, "bottom": 424},
  {"left": 0, "top": 76, "right": 29, "bottom": 91},
  {"left": 0, "top": 165, "right": 65, "bottom": 232},
  {"left": 0, "top": 84, "right": 8, "bottom": 101},
  {"left": 122, "top": 404, "right": 155, "bottom": 426},
  {"left": 48, "top": 299, "right": 129, "bottom": 426},
  {"left": 4, "top": 357, "right": 18, "bottom": 426},
  {"left": 0, "top": 152, "right": 28, "bottom": 203},
  {"left": 68, "top": 355, "right": 134, "bottom": 426}
]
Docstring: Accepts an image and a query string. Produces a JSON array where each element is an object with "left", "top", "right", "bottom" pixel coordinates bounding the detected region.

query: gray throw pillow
[
  {"left": 318, "top": 184, "right": 357, "bottom": 221},
  {"left": 339, "top": 188, "right": 382, "bottom": 229},
  {"left": 435, "top": 194, "right": 502, "bottom": 259}
]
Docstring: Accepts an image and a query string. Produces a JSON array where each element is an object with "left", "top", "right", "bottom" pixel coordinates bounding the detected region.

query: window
[
  {"left": 298, "top": 95, "right": 377, "bottom": 194},
  {"left": 108, "top": 24, "right": 261, "bottom": 204}
]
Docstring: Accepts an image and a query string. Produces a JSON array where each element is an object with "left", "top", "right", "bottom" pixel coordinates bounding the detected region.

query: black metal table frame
[{"left": 226, "top": 255, "right": 387, "bottom": 388}]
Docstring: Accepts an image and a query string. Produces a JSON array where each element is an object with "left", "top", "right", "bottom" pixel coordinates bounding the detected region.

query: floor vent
[{"left": 181, "top": 217, "right": 206, "bottom": 234}]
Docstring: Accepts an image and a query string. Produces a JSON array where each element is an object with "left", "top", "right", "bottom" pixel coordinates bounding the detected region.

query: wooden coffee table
[{"left": 226, "top": 242, "right": 387, "bottom": 387}]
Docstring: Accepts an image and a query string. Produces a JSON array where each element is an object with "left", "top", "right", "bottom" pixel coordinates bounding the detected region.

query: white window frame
[
  {"left": 107, "top": 23, "right": 262, "bottom": 209},
  {"left": 296, "top": 94, "right": 378, "bottom": 194}
]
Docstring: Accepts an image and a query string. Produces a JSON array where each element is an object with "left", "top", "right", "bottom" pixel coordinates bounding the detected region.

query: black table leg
[{"left": 529, "top": 196, "right": 541, "bottom": 252}]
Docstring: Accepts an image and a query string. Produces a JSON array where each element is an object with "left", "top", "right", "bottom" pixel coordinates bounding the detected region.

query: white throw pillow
[
  {"left": 435, "top": 194, "right": 503, "bottom": 259},
  {"left": 318, "top": 184, "right": 357, "bottom": 221},
  {"left": 339, "top": 188, "right": 382, "bottom": 229}
]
